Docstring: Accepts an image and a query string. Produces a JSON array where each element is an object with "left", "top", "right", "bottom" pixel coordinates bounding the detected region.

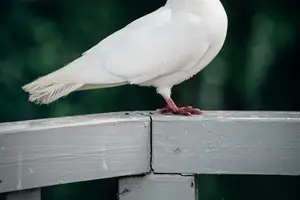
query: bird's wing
[
  {"left": 35, "top": 7, "right": 209, "bottom": 86},
  {"left": 95, "top": 8, "right": 209, "bottom": 85},
  {"left": 40, "top": 7, "right": 173, "bottom": 85}
]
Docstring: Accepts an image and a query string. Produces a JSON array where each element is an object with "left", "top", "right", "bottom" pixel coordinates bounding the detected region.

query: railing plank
[
  {"left": 152, "top": 111, "right": 300, "bottom": 175},
  {"left": 119, "top": 174, "right": 195, "bottom": 200},
  {"left": 0, "top": 112, "right": 151, "bottom": 193},
  {"left": 5, "top": 189, "right": 40, "bottom": 200}
]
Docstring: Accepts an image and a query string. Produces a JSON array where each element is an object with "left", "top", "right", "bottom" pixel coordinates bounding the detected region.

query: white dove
[{"left": 23, "top": 0, "right": 228, "bottom": 116}]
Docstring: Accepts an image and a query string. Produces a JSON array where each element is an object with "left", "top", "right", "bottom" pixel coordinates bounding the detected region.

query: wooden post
[{"left": 119, "top": 174, "right": 195, "bottom": 200}]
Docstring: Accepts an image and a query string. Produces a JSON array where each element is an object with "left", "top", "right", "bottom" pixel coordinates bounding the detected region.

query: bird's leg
[{"left": 157, "top": 98, "right": 201, "bottom": 116}]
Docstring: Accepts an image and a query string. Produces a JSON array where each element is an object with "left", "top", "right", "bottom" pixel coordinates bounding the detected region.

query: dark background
[{"left": 0, "top": 0, "right": 299, "bottom": 199}]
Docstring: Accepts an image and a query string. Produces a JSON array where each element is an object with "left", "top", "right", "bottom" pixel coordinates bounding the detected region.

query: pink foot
[{"left": 157, "top": 106, "right": 201, "bottom": 116}]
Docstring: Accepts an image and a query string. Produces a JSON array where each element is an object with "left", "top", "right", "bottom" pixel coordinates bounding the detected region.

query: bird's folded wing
[{"left": 53, "top": 7, "right": 209, "bottom": 85}]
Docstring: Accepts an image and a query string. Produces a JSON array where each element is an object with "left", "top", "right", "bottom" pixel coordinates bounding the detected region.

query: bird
[{"left": 22, "top": 0, "right": 228, "bottom": 116}]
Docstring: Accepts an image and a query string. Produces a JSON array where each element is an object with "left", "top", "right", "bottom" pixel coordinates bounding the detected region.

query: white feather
[{"left": 22, "top": 0, "right": 228, "bottom": 104}]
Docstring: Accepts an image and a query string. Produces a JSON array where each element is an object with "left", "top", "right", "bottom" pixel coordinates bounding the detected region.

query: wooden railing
[{"left": 1, "top": 111, "right": 300, "bottom": 200}]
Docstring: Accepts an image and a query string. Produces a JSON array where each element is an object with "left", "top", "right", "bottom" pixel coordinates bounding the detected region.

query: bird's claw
[{"left": 157, "top": 106, "right": 201, "bottom": 116}]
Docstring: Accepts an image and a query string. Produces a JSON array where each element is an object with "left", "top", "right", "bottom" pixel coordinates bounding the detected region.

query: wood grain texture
[
  {"left": 119, "top": 174, "right": 195, "bottom": 200},
  {"left": 152, "top": 111, "right": 300, "bottom": 175},
  {"left": 0, "top": 112, "right": 151, "bottom": 193}
]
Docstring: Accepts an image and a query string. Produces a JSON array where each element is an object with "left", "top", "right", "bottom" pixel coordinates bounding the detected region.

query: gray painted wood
[
  {"left": 0, "top": 112, "right": 151, "bottom": 193},
  {"left": 5, "top": 189, "right": 40, "bottom": 200},
  {"left": 119, "top": 174, "right": 195, "bottom": 200},
  {"left": 152, "top": 111, "right": 300, "bottom": 175}
]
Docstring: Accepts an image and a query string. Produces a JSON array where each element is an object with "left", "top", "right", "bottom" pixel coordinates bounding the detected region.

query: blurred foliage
[
  {"left": 0, "top": 0, "right": 299, "bottom": 122},
  {"left": 0, "top": 0, "right": 299, "bottom": 199},
  {"left": 198, "top": 175, "right": 300, "bottom": 200},
  {"left": 42, "top": 178, "right": 118, "bottom": 200}
]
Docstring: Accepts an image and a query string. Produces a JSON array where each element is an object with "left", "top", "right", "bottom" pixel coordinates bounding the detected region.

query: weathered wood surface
[
  {"left": 152, "top": 111, "right": 300, "bottom": 175},
  {"left": 5, "top": 189, "right": 40, "bottom": 200},
  {"left": 0, "top": 112, "right": 151, "bottom": 193},
  {"left": 1, "top": 110, "right": 300, "bottom": 194},
  {"left": 119, "top": 174, "right": 195, "bottom": 200}
]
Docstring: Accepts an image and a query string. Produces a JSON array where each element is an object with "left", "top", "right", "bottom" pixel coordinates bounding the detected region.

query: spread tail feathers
[
  {"left": 22, "top": 77, "right": 126, "bottom": 105},
  {"left": 22, "top": 79, "right": 84, "bottom": 105}
]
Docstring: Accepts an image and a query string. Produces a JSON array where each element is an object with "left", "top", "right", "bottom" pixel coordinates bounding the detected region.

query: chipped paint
[{"left": 102, "top": 159, "right": 108, "bottom": 170}]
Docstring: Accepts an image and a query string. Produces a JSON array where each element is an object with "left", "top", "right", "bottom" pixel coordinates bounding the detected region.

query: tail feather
[
  {"left": 22, "top": 78, "right": 83, "bottom": 105},
  {"left": 22, "top": 53, "right": 127, "bottom": 105},
  {"left": 22, "top": 76, "right": 127, "bottom": 105}
]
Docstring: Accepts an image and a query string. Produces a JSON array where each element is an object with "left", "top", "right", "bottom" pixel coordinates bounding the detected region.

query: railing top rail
[
  {"left": 0, "top": 112, "right": 151, "bottom": 193},
  {"left": 1, "top": 111, "right": 300, "bottom": 194},
  {"left": 151, "top": 111, "right": 300, "bottom": 176}
]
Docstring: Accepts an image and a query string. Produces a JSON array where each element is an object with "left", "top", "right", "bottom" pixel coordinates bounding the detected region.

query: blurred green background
[
  {"left": 1, "top": 0, "right": 299, "bottom": 123},
  {"left": 0, "top": 0, "right": 299, "bottom": 199}
]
